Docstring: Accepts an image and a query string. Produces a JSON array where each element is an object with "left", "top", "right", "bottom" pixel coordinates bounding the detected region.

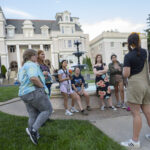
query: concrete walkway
[{"left": 0, "top": 100, "right": 150, "bottom": 150}]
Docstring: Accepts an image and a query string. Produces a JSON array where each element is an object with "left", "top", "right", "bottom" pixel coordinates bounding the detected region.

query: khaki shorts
[{"left": 127, "top": 78, "right": 150, "bottom": 105}]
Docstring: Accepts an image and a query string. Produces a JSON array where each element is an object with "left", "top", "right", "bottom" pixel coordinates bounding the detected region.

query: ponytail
[{"left": 128, "top": 33, "right": 141, "bottom": 56}]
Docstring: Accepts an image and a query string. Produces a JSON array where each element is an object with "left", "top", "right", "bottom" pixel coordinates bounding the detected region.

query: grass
[
  {"left": 0, "top": 111, "right": 126, "bottom": 150},
  {"left": 0, "top": 86, "right": 19, "bottom": 102},
  {"left": 81, "top": 70, "right": 94, "bottom": 75},
  {"left": 86, "top": 79, "right": 95, "bottom": 83}
]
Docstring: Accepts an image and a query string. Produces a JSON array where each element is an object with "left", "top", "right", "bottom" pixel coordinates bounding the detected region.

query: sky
[{"left": 0, "top": 0, "right": 150, "bottom": 40}]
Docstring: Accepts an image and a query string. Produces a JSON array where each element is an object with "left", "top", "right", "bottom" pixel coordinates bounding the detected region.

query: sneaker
[
  {"left": 65, "top": 110, "right": 73, "bottom": 116},
  {"left": 86, "top": 106, "right": 92, "bottom": 111},
  {"left": 70, "top": 107, "right": 79, "bottom": 113},
  {"left": 121, "top": 139, "right": 140, "bottom": 148},
  {"left": 145, "top": 134, "right": 150, "bottom": 142},
  {"left": 121, "top": 103, "right": 127, "bottom": 109},
  {"left": 81, "top": 110, "right": 88, "bottom": 115},
  {"left": 26, "top": 128, "right": 40, "bottom": 139},
  {"left": 109, "top": 106, "right": 117, "bottom": 111},
  {"left": 116, "top": 102, "right": 121, "bottom": 108},
  {"left": 101, "top": 105, "right": 105, "bottom": 111},
  {"left": 26, "top": 128, "right": 38, "bottom": 145}
]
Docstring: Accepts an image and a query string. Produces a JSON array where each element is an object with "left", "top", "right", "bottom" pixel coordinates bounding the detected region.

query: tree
[
  {"left": 146, "top": 14, "right": 150, "bottom": 50},
  {"left": 82, "top": 56, "right": 92, "bottom": 71},
  {"left": 1, "top": 65, "right": 7, "bottom": 78}
]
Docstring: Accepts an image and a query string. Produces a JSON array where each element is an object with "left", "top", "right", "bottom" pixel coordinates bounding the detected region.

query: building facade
[
  {"left": 89, "top": 31, "right": 147, "bottom": 65},
  {"left": 0, "top": 7, "right": 89, "bottom": 73}
]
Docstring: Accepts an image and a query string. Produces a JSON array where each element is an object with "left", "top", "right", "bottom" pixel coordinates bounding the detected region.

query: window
[
  {"left": 9, "top": 46, "right": 15, "bottom": 53},
  {"left": 64, "top": 40, "right": 66, "bottom": 48},
  {"left": 110, "top": 42, "right": 114, "bottom": 47},
  {"left": 65, "top": 16, "right": 69, "bottom": 21},
  {"left": 8, "top": 29, "right": 15, "bottom": 37},
  {"left": 62, "top": 26, "right": 64, "bottom": 34},
  {"left": 41, "top": 29, "right": 48, "bottom": 36},
  {"left": 44, "top": 45, "right": 49, "bottom": 51},
  {"left": 68, "top": 40, "right": 72, "bottom": 48},
  {"left": 72, "top": 28, "right": 74, "bottom": 33}
]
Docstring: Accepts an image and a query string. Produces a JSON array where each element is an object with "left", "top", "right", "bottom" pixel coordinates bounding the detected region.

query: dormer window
[
  {"left": 6, "top": 25, "right": 15, "bottom": 37},
  {"left": 22, "top": 20, "right": 34, "bottom": 37},
  {"left": 65, "top": 16, "right": 69, "bottom": 22},
  {"left": 40, "top": 25, "right": 49, "bottom": 37}
]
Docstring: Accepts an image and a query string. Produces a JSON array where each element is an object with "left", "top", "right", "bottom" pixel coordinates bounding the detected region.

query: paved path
[{"left": 0, "top": 100, "right": 150, "bottom": 150}]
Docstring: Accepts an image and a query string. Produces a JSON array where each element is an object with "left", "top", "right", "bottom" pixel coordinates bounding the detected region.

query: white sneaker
[
  {"left": 121, "top": 139, "right": 140, "bottom": 148},
  {"left": 65, "top": 110, "right": 73, "bottom": 116},
  {"left": 121, "top": 103, "right": 127, "bottom": 109},
  {"left": 109, "top": 106, "right": 117, "bottom": 111},
  {"left": 70, "top": 107, "right": 79, "bottom": 113},
  {"left": 101, "top": 105, "right": 105, "bottom": 111},
  {"left": 145, "top": 134, "right": 150, "bottom": 142},
  {"left": 116, "top": 102, "right": 121, "bottom": 108}
]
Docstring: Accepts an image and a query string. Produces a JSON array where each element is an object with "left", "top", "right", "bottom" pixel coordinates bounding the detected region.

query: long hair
[
  {"left": 37, "top": 50, "right": 47, "bottom": 65},
  {"left": 95, "top": 54, "right": 103, "bottom": 64},
  {"left": 60, "top": 60, "right": 67, "bottom": 69},
  {"left": 128, "top": 32, "right": 141, "bottom": 56},
  {"left": 22, "top": 49, "right": 37, "bottom": 65}
]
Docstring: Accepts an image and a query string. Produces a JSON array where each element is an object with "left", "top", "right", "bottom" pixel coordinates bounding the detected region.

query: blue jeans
[{"left": 46, "top": 83, "right": 52, "bottom": 96}]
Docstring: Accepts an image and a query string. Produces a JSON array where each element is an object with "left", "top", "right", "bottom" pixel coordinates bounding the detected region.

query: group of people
[{"left": 18, "top": 32, "right": 150, "bottom": 148}]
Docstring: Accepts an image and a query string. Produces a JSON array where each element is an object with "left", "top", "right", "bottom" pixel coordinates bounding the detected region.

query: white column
[
  {"left": 51, "top": 44, "right": 55, "bottom": 68},
  {"left": 6, "top": 45, "right": 9, "bottom": 69},
  {"left": 16, "top": 45, "right": 21, "bottom": 70},
  {"left": 40, "top": 44, "right": 43, "bottom": 50},
  {"left": 28, "top": 44, "right": 32, "bottom": 49}
]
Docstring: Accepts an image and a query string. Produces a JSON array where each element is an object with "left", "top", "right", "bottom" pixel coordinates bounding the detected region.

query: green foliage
[
  {"left": 1, "top": 65, "right": 7, "bottom": 78},
  {"left": 146, "top": 14, "right": 150, "bottom": 50},
  {"left": 82, "top": 56, "right": 93, "bottom": 71}
]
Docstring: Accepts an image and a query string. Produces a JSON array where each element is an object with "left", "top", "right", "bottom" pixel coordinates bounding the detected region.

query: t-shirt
[
  {"left": 58, "top": 69, "right": 71, "bottom": 85},
  {"left": 124, "top": 48, "right": 150, "bottom": 76},
  {"left": 71, "top": 75, "right": 85, "bottom": 88},
  {"left": 18, "top": 61, "right": 48, "bottom": 96}
]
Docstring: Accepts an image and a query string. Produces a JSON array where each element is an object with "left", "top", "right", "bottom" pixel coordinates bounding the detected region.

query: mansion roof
[{"left": 6, "top": 19, "right": 82, "bottom": 34}]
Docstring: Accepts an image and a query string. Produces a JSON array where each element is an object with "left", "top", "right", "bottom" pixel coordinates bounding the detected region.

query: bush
[
  {"left": 82, "top": 56, "right": 93, "bottom": 71},
  {"left": 1, "top": 65, "right": 7, "bottom": 78}
]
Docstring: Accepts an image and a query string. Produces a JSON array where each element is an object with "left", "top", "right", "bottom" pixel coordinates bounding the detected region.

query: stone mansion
[{"left": 0, "top": 7, "right": 89, "bottom": 73}]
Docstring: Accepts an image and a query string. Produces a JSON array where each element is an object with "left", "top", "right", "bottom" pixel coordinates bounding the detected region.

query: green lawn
[
  {"left": 81, "top": 70, "right": 94, "bottom": 75},
  {"left": 0, "top": 111, "right": 126, "bottom": 150},
  {"left": 0, "top": 86, "right": 19, "bottom": 102},
  {"left": 86, "top": 79, "right": 95, "bottom": 83}
]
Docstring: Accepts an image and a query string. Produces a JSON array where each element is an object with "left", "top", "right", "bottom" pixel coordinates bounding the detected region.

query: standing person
[
  {"left": 58, "top": 60, "right": 79, "bottom": 116},
  {"left": 18, "top": 49, "right": 53, "bottom": 145},
  {"left": 37, "top": 50, "right": 52, "bottom": 96},
  {"left": 93, "top": 54, "right": 117, "bottom": 111},
  {"left": 121, "top": 33, "right": 150, "bottom": 148},
  {"left": 109, "top": 54, "right": 126, "bottom": 109},
  {"left": 72, "top": 67, "right": 91, "bottom": 115}
]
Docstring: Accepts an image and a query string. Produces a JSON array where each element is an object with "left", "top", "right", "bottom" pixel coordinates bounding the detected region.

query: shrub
[{"left": 1, "top": 65, "right": 7, "bottom": 78}]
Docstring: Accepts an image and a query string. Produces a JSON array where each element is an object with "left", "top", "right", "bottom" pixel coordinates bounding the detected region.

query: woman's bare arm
[{"left": 123, "top": 67, "right": 131, "bottom": 78}]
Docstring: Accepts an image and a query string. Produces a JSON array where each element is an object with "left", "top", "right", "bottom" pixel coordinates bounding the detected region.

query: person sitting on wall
[{"left": 71, "top": 67, "right": 91, "bottom": 115}]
